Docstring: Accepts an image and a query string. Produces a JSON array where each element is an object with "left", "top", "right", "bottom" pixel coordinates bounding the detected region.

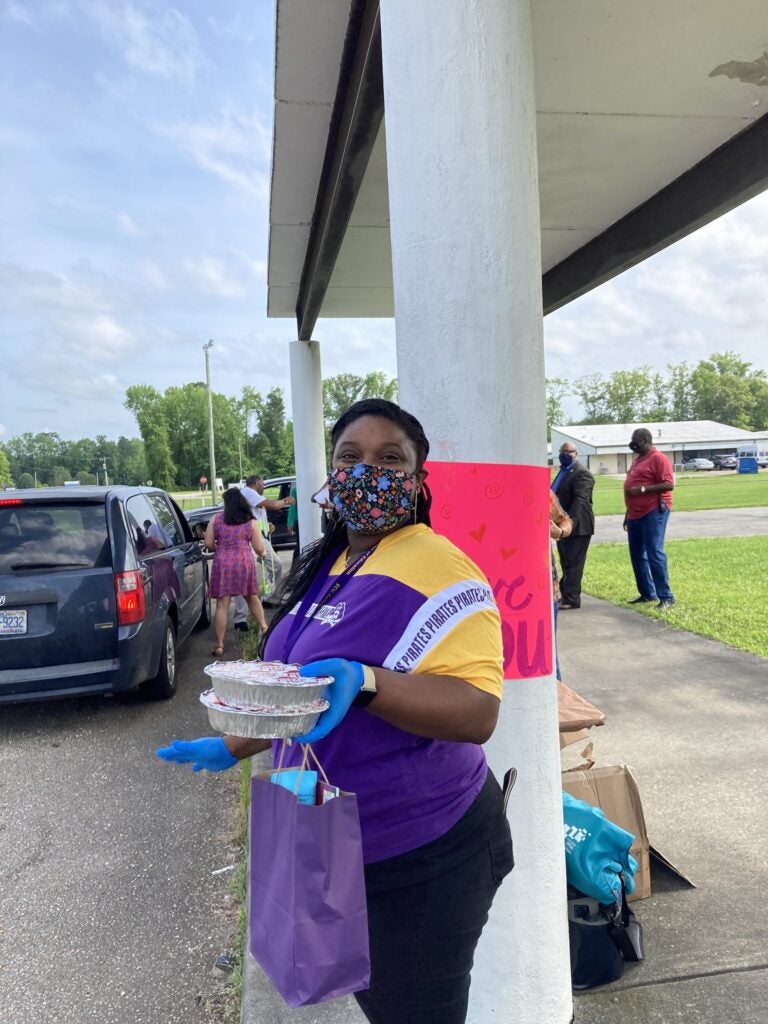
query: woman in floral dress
[{"left": 204, "top": 488, "right": 268, "bottom": 655}]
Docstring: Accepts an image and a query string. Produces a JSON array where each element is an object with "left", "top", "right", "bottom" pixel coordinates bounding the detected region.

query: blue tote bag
[{"left": 562, "top": 791, "right": 638, "bottom": 904}]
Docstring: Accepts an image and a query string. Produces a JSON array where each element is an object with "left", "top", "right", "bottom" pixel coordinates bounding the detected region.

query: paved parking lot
[{"left": 0, "top": 630, "right": 240, "bottom": 1024}]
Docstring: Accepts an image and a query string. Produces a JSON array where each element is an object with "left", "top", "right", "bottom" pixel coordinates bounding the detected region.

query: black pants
[
  {"left": 557, "top": 533, "right": 592, "bottom": 607},
  {"left": 355, "top": 776, "right": 513, "bottom": 1024}
]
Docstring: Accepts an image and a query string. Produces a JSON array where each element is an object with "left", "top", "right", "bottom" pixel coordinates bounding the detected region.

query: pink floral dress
[{"left": 208, "top": 515, "right": 258, "bottom": 598}]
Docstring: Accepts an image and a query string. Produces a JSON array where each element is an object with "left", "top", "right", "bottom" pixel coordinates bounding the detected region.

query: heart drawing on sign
[
  {"left": 469, "top": 524, "right": 487, "bottom": 544},
  {"left": 500, "top": 546, "right": 517, "bottom": 560}
]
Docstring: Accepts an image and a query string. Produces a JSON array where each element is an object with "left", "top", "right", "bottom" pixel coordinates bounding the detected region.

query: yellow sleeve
[
  {"left": 377, "top": 531, "right": 504, "bottom": 698},
  {"left": 412, "top": 604, "right": 504, "bottom": 699}
]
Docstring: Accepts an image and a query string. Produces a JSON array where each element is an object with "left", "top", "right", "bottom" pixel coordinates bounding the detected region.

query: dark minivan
[{"left": 0, "top": 486, "right": 209, "bottom": 703}]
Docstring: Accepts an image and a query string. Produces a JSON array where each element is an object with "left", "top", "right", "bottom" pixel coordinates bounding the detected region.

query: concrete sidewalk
[
  {"left": 242, "top": 597, "right": 768, "bottom": 1024},
  {"left": 554, "top": 597, "right": 767, "bottom": 1023}
]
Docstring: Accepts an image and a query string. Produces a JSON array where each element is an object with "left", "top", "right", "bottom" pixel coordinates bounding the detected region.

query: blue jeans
[{"left": 626, "top": 507, "right": 673, "bottom": 602}]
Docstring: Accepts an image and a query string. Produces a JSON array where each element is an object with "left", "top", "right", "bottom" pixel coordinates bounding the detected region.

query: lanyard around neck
[{"left": 282, "top": 543, "right": 378, "bottom": 661}]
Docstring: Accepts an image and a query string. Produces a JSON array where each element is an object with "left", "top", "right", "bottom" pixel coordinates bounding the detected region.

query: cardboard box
[
  {"left": 562, "top": 764, "right": 651, "bottom": 900},
  {"left": 557, "top": 680, "right": 605, "bottom": 733},
  {"left": 559, "top": 728, "right": 589, "bottom": 751}
]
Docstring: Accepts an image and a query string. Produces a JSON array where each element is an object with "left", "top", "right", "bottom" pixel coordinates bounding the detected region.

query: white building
[{"left": 552, "top": 421, "right": 768, "bottom": 474}]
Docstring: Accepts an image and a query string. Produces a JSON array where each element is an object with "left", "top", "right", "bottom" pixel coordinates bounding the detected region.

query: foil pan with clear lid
[
  {"left": 200, "top": 689, "right": 329, "bottom": 739},
  {"left": 203, "top": 660, "right": 332, "bottom": 710}
]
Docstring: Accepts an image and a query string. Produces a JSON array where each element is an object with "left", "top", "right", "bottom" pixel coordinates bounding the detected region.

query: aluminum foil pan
[
  {"left": 203, "top": 660, "right": 332, "bottom": 709},
  {"left": 200, "top": 689, "right": 329, "bottom": 739}
]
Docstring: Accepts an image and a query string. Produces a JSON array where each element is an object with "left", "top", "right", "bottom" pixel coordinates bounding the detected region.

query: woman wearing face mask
[{"left": 158, "top": 399, "right": 512, "bottom": 1024}]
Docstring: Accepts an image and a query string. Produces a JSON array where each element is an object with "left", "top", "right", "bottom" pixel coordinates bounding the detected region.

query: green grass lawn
[
  {"left": 588, "top": 472, "right": 768, "bottom": 516},
  {"left": 173, "top": 490, "right": 214, "bottom": 511},
  {"left": 174, "top": 483, "right": 285, "bottom": 512},
  {"left": 582, "top": 536, "right": 768, "bottom": 658}
]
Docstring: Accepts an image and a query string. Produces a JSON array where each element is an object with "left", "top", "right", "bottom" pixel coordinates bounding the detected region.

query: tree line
[
  {"left": 2, "top": 353, "right": 763, "bottom": 489},
  {"left": 547, "top": 351, "right": 768, "bottom": 438},
  {"left": 0, "top": 372, "right": 398, "bottom": 491}
]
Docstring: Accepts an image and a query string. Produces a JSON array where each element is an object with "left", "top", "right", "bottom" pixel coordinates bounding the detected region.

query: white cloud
[
  {"left": 52, "top": 370, "right": 124, "bottom": 400},
  {"left": 162, "top": 108, "right": 270, "bottom": 197},
  {"left": 544, "top": 191, "right": 768, "bottom": 384},
  {"left": 185, "top": 257, "right": 248, "bottom": 298},
  {"left": 76, "top": 313, "right": 134, "bottom": 358},
  {"left": 248, "top": 258, "right": 266, "bottom": 281},
  {"left": 0, "top": 263, "right": 136, "bottom": 360},
  {"left": 137, "top": 261, "right": 170, "bottom": 290},
  {"left": 313, "top": 319, "right": 398, "bottom": 379},
  {"left": 0, "top": 422, "right": 7, "bottom": 437},
  {"left": 2, "top": 1, "right": 35, "bottom": 25},
  {"left": 117, "top": 211, "right": 141, "bottom": 237},
  {"left": 85, "top": 1, "right": 204, "bottom": 83},
  {"left": 206, "top": 12, "right": 257, "bottom": 45}
]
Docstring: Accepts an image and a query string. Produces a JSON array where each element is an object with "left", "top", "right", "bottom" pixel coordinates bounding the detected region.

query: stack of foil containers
[{"left": 200, "top": 660, "right": 332, "bottom": 738}]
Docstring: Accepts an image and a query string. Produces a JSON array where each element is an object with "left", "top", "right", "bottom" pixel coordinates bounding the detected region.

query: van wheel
[{"left": 140, "top": 618, "right": 177, "bottom": 700}]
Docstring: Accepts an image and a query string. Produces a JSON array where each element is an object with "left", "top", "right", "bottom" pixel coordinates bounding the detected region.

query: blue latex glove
[
  {"left": 293, "top": 658, "right": 364, "bottom": 743},
  {"left": 155, "top": 737, "right": 237, "bottom": 773}
]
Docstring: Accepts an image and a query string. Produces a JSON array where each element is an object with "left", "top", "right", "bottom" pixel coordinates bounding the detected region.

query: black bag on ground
[{"left": 567, "top": 880, "right": 644, "bottom": 990}]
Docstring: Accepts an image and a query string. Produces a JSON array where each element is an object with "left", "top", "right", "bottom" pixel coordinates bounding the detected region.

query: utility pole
[
  {"left": 102, "top": 458, "right": 109, "bottom": 486},
  {"left": 203, "top": 340, "right": 219, "bottom": 504},
  {"left": 238, "top": 440, "right": 243, "bottom": 481}
]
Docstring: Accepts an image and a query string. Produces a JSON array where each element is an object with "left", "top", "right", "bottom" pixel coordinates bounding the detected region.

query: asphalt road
[
  {"left": 593, "top": 504, "right": 768, "bottom": 544},
  {"left": 0, "top": 626, "right": 243, "bottom": 1024}
]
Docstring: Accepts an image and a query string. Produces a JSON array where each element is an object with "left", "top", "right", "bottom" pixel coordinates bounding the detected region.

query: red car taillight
[{"left": 115, "top": 570, "right": 146, "bottom": 625}]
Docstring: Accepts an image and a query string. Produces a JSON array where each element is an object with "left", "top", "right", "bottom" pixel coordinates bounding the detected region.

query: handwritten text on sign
[{"left": 426, "top": 461, "right": 552, "bottom": 679}]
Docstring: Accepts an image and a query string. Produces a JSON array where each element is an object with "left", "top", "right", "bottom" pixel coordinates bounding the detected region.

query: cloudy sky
[{"left": 2, "top": 0, "right": 766, "bottom": 442}]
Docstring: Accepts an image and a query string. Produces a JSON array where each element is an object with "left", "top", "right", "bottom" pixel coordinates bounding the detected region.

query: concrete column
[
  {"left": 379, "top": 2, "right": 572, "bottom": 1022},
  {"left": 288, "top": 339, "right": 326, "bottom": 548}
]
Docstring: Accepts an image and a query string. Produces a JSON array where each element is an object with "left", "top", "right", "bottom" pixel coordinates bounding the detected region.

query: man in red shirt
[{"left": 623, "top": 428, "right": 676, "bottom": 609}]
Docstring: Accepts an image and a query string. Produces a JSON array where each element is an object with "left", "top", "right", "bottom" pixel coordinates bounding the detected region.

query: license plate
[{"left": 0, "top": 609, "right": 27, "bottom": 635}]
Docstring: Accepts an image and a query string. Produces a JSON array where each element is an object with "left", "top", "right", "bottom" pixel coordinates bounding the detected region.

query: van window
[
  {"left": 146, "top": 493, "right": 184, "bottom": 547},
  {"left": 0, "top": 503, "right": 110, "bottom": 574},
  {"left": 125, "top": 493, "right": 183, "bottom": 555}
]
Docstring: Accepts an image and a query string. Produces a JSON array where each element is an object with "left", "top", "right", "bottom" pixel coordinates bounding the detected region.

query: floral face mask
[{"left": 329, "top": 464, "right": 417, "bottom": 533}]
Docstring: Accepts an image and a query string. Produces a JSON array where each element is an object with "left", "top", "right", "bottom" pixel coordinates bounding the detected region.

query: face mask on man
[
  {"left": 329, "top": 464, "right": 417, "bottom": 533},
  {"left": 559, "top": 452, "right": 575, "bottom": 468},
  {"left": 629, "top": 440, "right": 640, "bottom": 452}
]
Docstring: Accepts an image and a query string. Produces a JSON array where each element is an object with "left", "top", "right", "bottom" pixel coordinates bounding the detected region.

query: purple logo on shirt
[{"left": 315, "top": 601, "right": 346, "bottom": 628}]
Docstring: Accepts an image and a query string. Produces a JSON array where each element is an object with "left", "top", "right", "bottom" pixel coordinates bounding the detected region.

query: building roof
[
  {"left": 552, "top": 421, "right": 764, "bottom": 452},
  {"left": 267, "top": 0, "right": 768, "bottom": 334}
]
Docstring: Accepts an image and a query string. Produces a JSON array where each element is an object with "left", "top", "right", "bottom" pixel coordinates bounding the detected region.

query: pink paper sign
[{"left": 426, "top": 461, "right": 552, "bottom": 679}]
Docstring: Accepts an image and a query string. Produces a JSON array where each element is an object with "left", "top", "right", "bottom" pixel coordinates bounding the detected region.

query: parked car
[
  {"left": 0, "top": 486, "right": 209, "bottom": 704},
  {"left": 711, "top": 454, "right": 737, "bottom": 470},
  {"left": 185, "top": 476, "right": 298, "bottom": 550},
  {"left": 682, "top": 458, "right": 714, "bottom": 472}
]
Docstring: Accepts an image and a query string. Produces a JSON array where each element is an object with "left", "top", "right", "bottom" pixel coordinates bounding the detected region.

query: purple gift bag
[{"left": 248, "top": 759, "right": 370, "bottom": 1007}]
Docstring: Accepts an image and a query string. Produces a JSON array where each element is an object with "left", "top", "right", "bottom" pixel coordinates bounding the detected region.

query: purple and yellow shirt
[{"left": 264, "top": 524, "right": 503, "bottom": 863}]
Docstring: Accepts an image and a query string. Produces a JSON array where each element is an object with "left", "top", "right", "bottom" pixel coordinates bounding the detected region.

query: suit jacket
[{"left": 556, "top": 462, "right": 595, "bottom": 536}]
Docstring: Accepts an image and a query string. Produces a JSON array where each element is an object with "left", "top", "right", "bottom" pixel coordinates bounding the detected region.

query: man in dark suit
[{"left": 552, "top": 442, "right": 595, "bottom": 609}]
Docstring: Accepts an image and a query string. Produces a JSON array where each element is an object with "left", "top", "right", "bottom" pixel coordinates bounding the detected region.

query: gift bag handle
[
  {"left": 272, "top": 742, "right": 331, "bottom": 795},
  {"left": 300, "top": 743, "right": 330, "bottom": 786}
]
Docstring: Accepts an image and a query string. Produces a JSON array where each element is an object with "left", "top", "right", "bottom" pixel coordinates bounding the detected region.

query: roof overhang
[{"left": 268, "top": 0, "right": 768, "bottom": 335}]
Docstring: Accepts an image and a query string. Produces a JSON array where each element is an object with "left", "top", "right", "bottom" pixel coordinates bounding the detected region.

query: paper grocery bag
[{"left": 248, "top": 771, "right": 370, "bottom": 1007}]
